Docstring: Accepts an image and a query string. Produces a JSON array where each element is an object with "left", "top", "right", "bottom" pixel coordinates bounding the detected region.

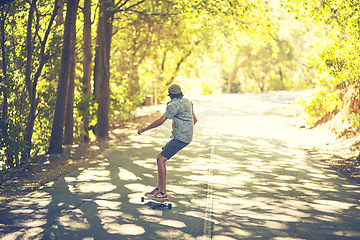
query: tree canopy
[{"left": 285, "top": 0, "right": 360, "bottom": 136}]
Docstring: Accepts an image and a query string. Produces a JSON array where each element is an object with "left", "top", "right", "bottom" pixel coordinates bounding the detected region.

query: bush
[
  {"left": 298, "top": 87, "right": 342, "bottom": 125},
  {"left": 0, "top": 118, "right": 28, "bottom": 169}
]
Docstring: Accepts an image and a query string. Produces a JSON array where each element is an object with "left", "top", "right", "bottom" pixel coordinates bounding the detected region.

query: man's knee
[{"left": 157, "top": 154, "right": 168, "bottom": 163}]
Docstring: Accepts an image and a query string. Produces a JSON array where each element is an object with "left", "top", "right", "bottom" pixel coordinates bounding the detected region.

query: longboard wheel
[
  {"left": 141, "top": 197, "right": 145, "bottom": 202},
  {"left": 151, "top": 203, "right": 156, "bottom": 209},
  {"left": 168, "top": 203, "right": 172, "bottom": 209}
]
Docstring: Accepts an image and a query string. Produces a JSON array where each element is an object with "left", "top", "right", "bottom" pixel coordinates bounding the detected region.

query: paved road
[{"left": 1, "top": 92, "right": 360, "bottom": 240}]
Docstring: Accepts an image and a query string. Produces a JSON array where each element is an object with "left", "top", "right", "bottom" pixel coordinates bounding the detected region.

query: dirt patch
[
  {"left": 0, "top": 111, "right": 162, "bottom": 208},
  {"left": 321, "top": 154, "right": 360, "bottom": 183},
  {"left": 314, "top": 134, "right": 360, "bottom": 184}
]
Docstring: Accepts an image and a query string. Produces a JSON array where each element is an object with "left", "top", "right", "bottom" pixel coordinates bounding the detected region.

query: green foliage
[
  {"left": 74, "top": 92, "right": 97, "bottom": 142},
  {"left": 200, "top": 81, "right": 215, "bottom": 95},
  {"left": 31, "top": 84, "right": 57, "bottom": 156},
  {"left": 110, "top": 82, "right": 136, "bottom": 124},
  {"left": 283, "top": 0, "right": 360, "bottom": 130},
  {"left": 0, "top": 118, "right": 28, "bottom": 169},
  {"left": 229, "top": 39, "right": 297, "bottom": 93},
  {"left": 298, "top": 87, "right": 342, "bottom": 125},
  {"left": 1, "top": 0, "right": 63, "bottom": 163}
]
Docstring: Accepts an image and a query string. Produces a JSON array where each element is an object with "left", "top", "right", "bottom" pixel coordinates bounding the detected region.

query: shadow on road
[{"left": 1, "top": 93, "right": 360, "bottom": 240}]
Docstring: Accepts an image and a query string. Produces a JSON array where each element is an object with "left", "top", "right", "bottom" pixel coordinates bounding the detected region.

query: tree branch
[{"left": 114, "top": 0, "right": 144, "bottom": 13}]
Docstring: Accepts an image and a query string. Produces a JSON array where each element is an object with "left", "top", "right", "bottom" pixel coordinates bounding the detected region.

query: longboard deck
[{"left": 141, "top": 196, "right": 172, "bottom": 209}]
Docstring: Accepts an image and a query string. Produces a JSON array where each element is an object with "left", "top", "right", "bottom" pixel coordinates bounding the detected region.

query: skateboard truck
[{"left": 141, "top": 196, "right": 172, "bottom": 209}]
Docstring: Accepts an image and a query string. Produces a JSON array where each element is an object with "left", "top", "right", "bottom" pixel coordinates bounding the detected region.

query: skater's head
[{"left": 168, "top": 84, "right": 183, "bottom": 99}]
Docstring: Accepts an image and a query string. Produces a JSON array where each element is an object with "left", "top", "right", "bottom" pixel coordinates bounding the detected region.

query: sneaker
[
  {"left": 145, "top": 187, "right": 159, "bottom": 197},
  {"left": 150, "top": 191, "right": 168, "bottom": 201}
]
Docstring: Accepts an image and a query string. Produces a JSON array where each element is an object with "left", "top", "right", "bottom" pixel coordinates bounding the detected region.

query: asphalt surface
[{"left": 1, "top": 92, "right": 360, "bottom": 240}]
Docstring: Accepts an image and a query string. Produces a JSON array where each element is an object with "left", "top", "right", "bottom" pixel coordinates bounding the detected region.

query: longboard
[{"left": 141, "top": 195, "right": 172, "bottom": 209}]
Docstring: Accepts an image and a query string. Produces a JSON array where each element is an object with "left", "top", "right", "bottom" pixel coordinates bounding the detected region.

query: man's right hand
[{"left": 137, "top": 128, "right": 145, "bottom": 135}]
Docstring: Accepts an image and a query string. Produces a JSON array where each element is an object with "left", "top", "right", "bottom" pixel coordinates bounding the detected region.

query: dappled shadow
[
  {"left": 0, "top": 122, "right": 207, "bottom": 239},
  {"left": 1, "top": 93, "right": 360, "bottom": 239},
  {"left": 182, "top": 132, "right": 360, "bottom": 239}
]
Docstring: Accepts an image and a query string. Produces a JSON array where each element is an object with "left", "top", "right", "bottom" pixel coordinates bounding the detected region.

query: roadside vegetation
[{"left": 0, "top": 0, "right": 359, "bottom": 173}]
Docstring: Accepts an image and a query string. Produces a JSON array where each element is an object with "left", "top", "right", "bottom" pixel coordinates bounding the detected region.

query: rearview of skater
[{"left": 137, "top": 84, "right": 197, "bottom": 201}]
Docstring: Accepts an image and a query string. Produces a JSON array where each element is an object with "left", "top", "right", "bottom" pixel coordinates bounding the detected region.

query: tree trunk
[
  {"left": 48, "top": 0, "right": 79, "bottom": 154},
  {"left": 24, "top": 0, "right": 36, "bottom": 102},
  {"left": 82, "top": 0, "right": 92, "bottom": 142},
  {"left": 227, "top": 51, "right": 243, "bottom": 94},
  {"left": 278, "top": 66, "right": 285, "bottom": 90},
  {"left": 0, "top": 7, "right": 8, "bottom": 121},
  {"left": 227, "top": 65, "right": 240, "bottom": 94},
  {"left": 0, "top": 7, "right": 11, "bottom": 166},
  {"left": 94, "top": 0, "right": 113, "bottom": 140},
  {"left": 23, "top": 0, "right": 59, "bottom": 160},
  {"left": 63, "top": 25, "right": 76, "bottom": 145},
  {"left": 93, "top": 0, "right": 103, "bottom": 102}
]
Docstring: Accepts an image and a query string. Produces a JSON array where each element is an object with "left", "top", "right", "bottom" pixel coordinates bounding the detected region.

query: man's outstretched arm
[{"left": 137, "top": 116, "right": 167, "bottom": 135}]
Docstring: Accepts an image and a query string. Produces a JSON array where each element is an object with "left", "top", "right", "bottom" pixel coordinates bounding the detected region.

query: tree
[
  {"left": 48, "top": 0, "right": 79, "bottom": 154},
  {"left": 63, "top": 12, "right": 77, "bottom": 145},
  {"left": 0, "top": 5, "right": 9, "bottom": 121},
  {"left": 226, "top": 46, "right": 252, "bottom": 93},
  {"left": 23, "top": 0, "right": 59, "bottom": 159},
  {"left": 81, "top": 0, "right": 92, "bottom": 142},
  {"left": 0, "top": 4, "right": 15, "bottom": 167},
  {"left": 94, "top": 0, "right": 144, "bottom": 139},
  {"left": 93, "top": 0, "right": 112, "bottom": 139},
  {"left": 285, "top": 0, "right": 360, "bottom": 133}
]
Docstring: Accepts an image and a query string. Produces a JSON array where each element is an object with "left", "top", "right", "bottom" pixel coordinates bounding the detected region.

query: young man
[{"left": 137, "top": 84, "right": 197, "bottom": 200}]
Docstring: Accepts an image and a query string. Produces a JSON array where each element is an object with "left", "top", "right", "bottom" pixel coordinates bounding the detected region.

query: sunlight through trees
[{"left": 0, "top": 0, "right": 358, "bottom": 168}]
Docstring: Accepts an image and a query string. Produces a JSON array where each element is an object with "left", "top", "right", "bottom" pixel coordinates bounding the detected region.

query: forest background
[{"left": 1, "top": 0, "right": 360, "bottom": 172}]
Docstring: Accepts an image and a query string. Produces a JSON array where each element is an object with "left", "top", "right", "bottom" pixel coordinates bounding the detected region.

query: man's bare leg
[{"left": 157, "top": 154, "right": 168, "bottom": 194}]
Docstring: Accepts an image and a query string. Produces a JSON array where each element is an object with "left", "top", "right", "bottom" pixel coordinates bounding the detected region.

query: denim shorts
[{"left": 161, "top": 139, "right": 189, "bottom": 160}]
